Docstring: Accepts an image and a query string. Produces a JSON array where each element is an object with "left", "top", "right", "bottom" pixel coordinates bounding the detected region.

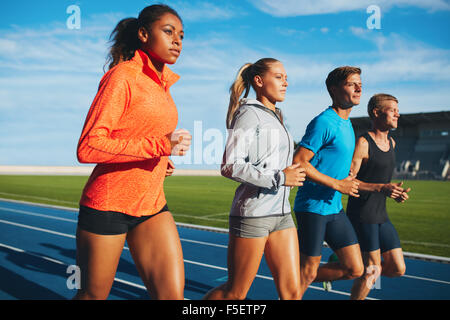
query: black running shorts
[{"left": 77, "top": 204, "right": 169, "bottom": 235}]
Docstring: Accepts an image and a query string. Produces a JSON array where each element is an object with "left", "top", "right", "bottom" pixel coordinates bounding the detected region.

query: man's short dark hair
[{"left": 325, "top": 66, "right": 361, "bottom": 99}]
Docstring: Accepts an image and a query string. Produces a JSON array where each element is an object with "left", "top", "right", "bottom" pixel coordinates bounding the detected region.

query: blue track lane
[{"left": 0, "top": 199, "right": 449, "bottom": 300}]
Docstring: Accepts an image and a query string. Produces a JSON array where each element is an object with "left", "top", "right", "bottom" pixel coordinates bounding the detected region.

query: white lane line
[
  {"left": 179, "top": 259, "right": 371, "bottom": 298},
  {"left": 0, "top": 242, "right": 67, "bottom": 266},
  {"left": 5, "top": 201, "right": 450, "bottom": 263},
  {"left": 181, "top": 238, "right": 227, "bottom": 249},
  {"left": 1, "top": 207, "right": 449, "bottom": 289},
  {"left": 0, "top": 206, "right": 228, "bottom": 249},
  {"left": 0, "top": 192, "right": 78, "bottom": 205},
  {"left": 0, "top": 219, "right": 76, "bottom": 239},
  {"left": 402, "top": 274, "right": 450, "bottom": 285},
  {"left": 0, "top": 198, "right": 79, "bottom": 212},
  {"left": 0, "top": 242, "right": 147, "bottom": 292},
  {"left": 172, "top": 213, "right": 228, "bottom": 222},
  {"left": 0, "top": 218, "right": 363, "bottom": 299},
  {"left": 0, "top": 204, "right": 228, "bottom": 226},
  {"left": 3, "top": 198, "right": 450, "bottom": 252},
  {"left": 0, "top": 207, "right": 77, "bottom": 223},
  {"left": 202, "top": 212, "right": 229, "bottom": 218}
]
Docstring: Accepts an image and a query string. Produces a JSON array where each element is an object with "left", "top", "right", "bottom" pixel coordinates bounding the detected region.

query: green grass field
[{"left": 0, "top": 175, "right": 449, "bottom": 258}]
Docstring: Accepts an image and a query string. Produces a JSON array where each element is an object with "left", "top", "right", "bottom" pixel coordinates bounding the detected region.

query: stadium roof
[{"left": 351, "top": 110, "right": 450, "bottom": 127}]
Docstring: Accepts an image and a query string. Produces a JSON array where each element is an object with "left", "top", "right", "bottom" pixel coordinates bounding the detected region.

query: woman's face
[
  {"left": 139, "top": 13, "right": 184, "bottom": 66},
  {"left": 255, "top": 61, "right": 288, "bottom": 104}
]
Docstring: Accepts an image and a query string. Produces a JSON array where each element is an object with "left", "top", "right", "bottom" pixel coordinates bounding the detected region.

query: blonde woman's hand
[{"left": 283, "top": 163, "right": 306, "bottom": 187}]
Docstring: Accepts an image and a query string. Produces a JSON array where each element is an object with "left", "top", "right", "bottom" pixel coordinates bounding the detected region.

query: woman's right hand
[
  {"left": 283, "top": 163, "right": 306, "bottom": 187},
  {"left": 168, "top": 129, "right": 192, "bottom": 156}
]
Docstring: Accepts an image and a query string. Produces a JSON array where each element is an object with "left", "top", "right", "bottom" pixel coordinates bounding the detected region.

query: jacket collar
[
  {"left": 241, "top": 98, "right": 284, "bottom": 123},
  {"left": 131, "top": 49, "right": 180, "bottom": 90}
]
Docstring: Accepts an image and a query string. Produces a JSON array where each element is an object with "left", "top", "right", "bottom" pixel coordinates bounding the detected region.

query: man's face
[
  {"left": 331, "top": 73, "right": 362, "bottom": 108},
  {"left": 376, "top": 100, "right": 400, "bottom": 129}
]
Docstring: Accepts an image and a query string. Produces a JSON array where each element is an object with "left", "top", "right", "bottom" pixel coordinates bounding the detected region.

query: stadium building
[{"left": 351, "top": 111, "right": 450, "bottom": 180}]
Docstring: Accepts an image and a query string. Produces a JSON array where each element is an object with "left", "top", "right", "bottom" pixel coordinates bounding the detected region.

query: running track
[{"left": 0, "top": 199, "right": 449, "bottom": 300}]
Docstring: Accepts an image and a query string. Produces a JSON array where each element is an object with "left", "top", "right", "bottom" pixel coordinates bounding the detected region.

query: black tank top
[{"left": 346, "top": 132, "right": 396, "bottom": 224}]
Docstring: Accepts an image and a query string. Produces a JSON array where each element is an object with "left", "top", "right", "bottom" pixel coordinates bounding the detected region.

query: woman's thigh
[
  {"left": 74, "top": 228, "right": 127, "bottom": 299},
  {"left": 225, "top": 234, "right": 268, "bottom": 298},
  {"left": 264, "top": 227, "right": 301, "bottom": 299},
  {"left": 126, "top": 211, "right": 185, "bottom": 299}
]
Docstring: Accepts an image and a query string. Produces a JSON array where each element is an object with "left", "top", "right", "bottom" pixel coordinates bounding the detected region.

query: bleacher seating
[{"left": 351, "top": 111, "right": 450, "bottom": 180}]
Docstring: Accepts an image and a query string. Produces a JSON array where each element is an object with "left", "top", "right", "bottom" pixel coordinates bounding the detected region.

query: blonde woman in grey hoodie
[{"left": 203, "top": 58, "right": 306, "bottom": 300}]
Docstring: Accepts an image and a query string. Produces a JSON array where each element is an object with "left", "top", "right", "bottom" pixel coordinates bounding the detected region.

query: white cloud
[
  {"left": 275, "top": 26, "right": 331, "bottom": 39},
  {"left": 0, "top": 39, "right": 17, "bottom": 54},
  {"left": 170, "top": 1, "right": 243, "bottom": 21},
  {"left": 249, "top": 0, "right": 450, "bottom": 16},
  {"left": 0, "top": 14, "right": 117, "bottom": 165},
  {"left": 348, "top": 27, "right": 450, "bottom": 83},
  {"left": 0, "top": 6, "right": 449, "bottom": 166},
  {"left": 281, "top": 85, "right": 450, "bottom": 144},
  {"left": 0, "top": 15, "right": 118, "bottom": 74}
]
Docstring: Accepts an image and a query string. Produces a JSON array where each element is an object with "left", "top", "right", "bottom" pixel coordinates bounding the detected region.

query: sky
[{"left": 0, "top": 0, "right": 449, "bottom": 169}]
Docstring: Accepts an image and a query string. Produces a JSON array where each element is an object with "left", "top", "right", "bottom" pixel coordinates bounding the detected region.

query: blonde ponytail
[
  {"left": 225, "top": 58, "right": 280, "bottom": 129},
  {"left": 226, "top": 63, "right": 252, "bottom": 129}
]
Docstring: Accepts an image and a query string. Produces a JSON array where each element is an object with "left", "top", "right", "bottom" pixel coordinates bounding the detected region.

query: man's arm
[
  {"left": 293, "top": 146, "right": 359, "bottom": 197},
  {"left": 351, "top": 136, "right": 406, "bottom": 199}
]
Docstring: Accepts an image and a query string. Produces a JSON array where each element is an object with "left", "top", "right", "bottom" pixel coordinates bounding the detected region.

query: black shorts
[
  {"left": 349, "top": 218, "right": 401, "bottom": 253},
  {"left": 77, "top": 204, "right": 169, "bottom": 235},
  {"left": 295, "top": 210, "right": 359, "bottom": 257}
]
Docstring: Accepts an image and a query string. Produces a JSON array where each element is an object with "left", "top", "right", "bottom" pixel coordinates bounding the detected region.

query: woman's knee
[
  {"left": 73, "top": 288, "right": 110, "bottom": 300},
  {"left": 279, "top": 286, "right": 302, "bottom": 300},
  {"left": 206, "top": 282, "right": 249, "bottom": 300},
  {"left": 152, "top": 288, "right": 184, "bottom": 300}
]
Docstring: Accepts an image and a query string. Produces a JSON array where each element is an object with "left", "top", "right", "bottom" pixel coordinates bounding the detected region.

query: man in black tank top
[{"left": 346, "top": 94, "right": 411, "bottom": 300}]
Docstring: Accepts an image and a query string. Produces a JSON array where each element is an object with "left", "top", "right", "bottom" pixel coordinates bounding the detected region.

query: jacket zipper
[{"left": 249, "top": 104, "right": 291, "bottom": 215}]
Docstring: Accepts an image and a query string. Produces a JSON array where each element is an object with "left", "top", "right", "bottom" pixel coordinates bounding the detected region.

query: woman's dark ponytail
[
  {"left": 105, "top": 18, "right": 140, "bottom": 71},
  {"left": 104, "top": 4, "right": 182, "bottom": 72}
]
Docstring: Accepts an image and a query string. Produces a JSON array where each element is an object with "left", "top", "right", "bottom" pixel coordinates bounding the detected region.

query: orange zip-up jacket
[{"left": 77, "top": 49, "right": 179, "bottom": 217}]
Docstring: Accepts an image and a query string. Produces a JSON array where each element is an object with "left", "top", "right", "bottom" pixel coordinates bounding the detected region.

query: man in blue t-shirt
[{"left": 293, "top": 66, "right": 364, "bottom": 298}]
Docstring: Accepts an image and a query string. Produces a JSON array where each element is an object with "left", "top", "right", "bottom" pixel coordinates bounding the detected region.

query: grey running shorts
[{"left": 229, "top": 214, "right": 296, "bottom": 238}]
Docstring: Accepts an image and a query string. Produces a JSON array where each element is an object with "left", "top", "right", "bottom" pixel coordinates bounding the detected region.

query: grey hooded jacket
[{"left": 221, "top": 99, "right": 294, "bottom": 217}]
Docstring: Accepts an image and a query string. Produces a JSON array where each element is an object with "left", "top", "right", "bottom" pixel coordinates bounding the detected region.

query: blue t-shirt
[{"left": 294, "top": 107, "right": 355, "bottom": 215}]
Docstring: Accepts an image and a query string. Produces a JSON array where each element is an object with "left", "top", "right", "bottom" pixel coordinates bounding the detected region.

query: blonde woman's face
[{"left": 255, "top": 61, "right": 288, "bottom": 104}]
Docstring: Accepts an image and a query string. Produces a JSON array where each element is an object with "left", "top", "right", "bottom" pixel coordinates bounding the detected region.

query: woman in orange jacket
[{"left": 74, "top": 4, "right": 191, "bottom": 300}]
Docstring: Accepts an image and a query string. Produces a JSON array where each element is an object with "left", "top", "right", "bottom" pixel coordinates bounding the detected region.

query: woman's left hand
[{"left": 166, "top": 158, "right": 175, "bottom": 177}]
